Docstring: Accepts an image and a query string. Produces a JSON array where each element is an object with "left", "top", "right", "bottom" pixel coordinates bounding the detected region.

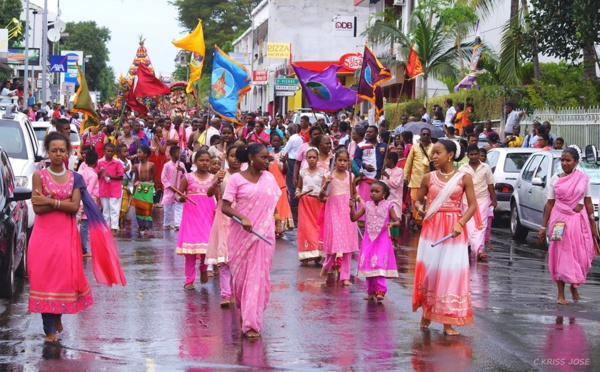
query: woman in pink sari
[
  {"left": 222, "top": 143, "right": 281, "bottom": 338},
  {"left": 539, "top": 147, "right": 599, "bottom": 304}
]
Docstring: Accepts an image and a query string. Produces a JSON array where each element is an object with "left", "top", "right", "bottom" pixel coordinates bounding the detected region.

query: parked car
[
  {"left": 0, "top": 104, "right": 42, "bottom": 230},
  {"left": 32, "top": 122, "right": 80, "bottom": 169},
  {"left": 0, "top": 146, "right": 31, "bottom": 298},
  {"left": 510, "top": 150, "right": 600, "bottom": 240},
  {"left": 486, "top": 148, "right": 538, "bottom": 215},
  {"left": 291, "top": 109, "right": 332, "bottom": 126}
]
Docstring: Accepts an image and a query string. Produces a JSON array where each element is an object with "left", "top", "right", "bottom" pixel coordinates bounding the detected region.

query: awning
[
  {"left": 0, "top": 62, "right": 12, "bottom": 72},
  {"left": 292, "top": 61, "right": 356, "bottom": 75}
]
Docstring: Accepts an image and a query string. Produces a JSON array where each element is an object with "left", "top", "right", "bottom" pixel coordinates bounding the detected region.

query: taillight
[{"left": 495, "top": 183, "right": 513, "bottom": 193}]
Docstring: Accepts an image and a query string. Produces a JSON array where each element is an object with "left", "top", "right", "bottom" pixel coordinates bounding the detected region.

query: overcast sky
[{"left": 59, "top": 0, "right": 183, "bottom": 77}]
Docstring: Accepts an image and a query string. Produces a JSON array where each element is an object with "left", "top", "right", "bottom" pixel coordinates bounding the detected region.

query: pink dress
[
  {"left": 207, "top": 172, "right": 233, "bottom": 264},
  {"left": 28, "top": 169, "right": 94, "bottom": 314},
  {"left": 547, "top": 170, "right": 596, "bottom": 286},
  {"left": 412, "top": 172, "right": 473, "bottom": 326},
  {"left": 321, "top": 171, "right": 358, "bottom": 255},
  {"left": 223, "top": 172, "right": 281, "bottom": 333},
  {"left": 356, "top": 200, "right": 399, "bottom": 278},
  {"left": 176, "top": 173, "right": 216, "bottom": 255}
]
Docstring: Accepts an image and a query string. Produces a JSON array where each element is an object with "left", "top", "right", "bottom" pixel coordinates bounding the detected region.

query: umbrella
[{"left": 401, "top": 121, "right": 445, "bottom": 138}]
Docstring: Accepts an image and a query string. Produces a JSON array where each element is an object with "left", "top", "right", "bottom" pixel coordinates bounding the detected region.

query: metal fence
[{"left": 520, "top": 106, "right": 600, "bottom": 149}]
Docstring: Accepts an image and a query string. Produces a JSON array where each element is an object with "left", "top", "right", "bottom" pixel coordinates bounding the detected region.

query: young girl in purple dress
[{"left": 350, "top": 181, "right": 401, "bottom": 302}]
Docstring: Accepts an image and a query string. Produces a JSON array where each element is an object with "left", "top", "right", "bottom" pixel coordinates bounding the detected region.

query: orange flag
[{"left": 405, "top": 46, "right": 424, "bottom": 79}]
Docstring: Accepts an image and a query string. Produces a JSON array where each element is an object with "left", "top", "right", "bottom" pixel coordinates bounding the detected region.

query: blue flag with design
[{"left": 209, "top": 45, "right": 251, "bottom": 124}]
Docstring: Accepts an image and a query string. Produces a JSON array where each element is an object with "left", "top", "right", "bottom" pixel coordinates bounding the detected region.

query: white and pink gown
[{"left": 412, "top": 172, "right": 474, "bottom": 326}]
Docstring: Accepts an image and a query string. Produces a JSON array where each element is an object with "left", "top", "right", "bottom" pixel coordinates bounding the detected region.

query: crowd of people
[{"left": 25, "top": 98, "right": 599, "bottom": 342}]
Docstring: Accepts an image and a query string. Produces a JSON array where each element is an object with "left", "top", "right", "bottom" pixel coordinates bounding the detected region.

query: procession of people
[{"left": 24, "top": 98, "right": 599, "bottom": 344}]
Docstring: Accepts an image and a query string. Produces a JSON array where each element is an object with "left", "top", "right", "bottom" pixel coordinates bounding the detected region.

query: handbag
[
  {"left": 551, "top": 221, "right": 566, "bottom": 241},
  {"left": 420, "top": 143, "right": 435, "bottom": 172}
]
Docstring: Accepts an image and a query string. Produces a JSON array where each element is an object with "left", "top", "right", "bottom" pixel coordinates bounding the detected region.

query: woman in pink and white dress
[{"left": 412, "top": 139, "right": 477, "bottom": 336}]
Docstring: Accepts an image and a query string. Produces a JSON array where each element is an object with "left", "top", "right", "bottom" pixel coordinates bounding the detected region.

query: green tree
[
  {"left": 439, "top": 4, "right": 478, "bottom": 71},
  {"left": 0, "top": 0, "right": 23, "bottom": 48},
  {"left": 528, "top": 0, "right": 599, "bottom": 81},
  {"left": 170, "top": 0, "right": 260, "bottom": 74},
  {"left": 61, "top": 21, "right": 116, "bottom": 101}
]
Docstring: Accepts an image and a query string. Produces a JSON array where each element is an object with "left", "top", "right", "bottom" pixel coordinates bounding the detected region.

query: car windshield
[
  {"left": 504, "top": 153, "right": 532, "bottom": 173},
  {"left": 294, "top": 114, "right": 327, "bottom": 124},
  {"left": 554, "top": 158, "right": 600, "bottom": 183},
  {"left": 0, "top": 120, "right": 27, "bottom": 159},
  {"left": 33, "top": 126, "right": 47, "bottom": 141}
]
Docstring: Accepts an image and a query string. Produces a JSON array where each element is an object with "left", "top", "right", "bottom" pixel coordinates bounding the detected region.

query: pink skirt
[
  {"left": 321, "top": 194, "right": 358, "bottom": 255},
  {"left": 176, "top": 194, "right": 216, "bottom": 255},
  {"left": 297, "top": 196, "right": 323, "bottom": 260},
  {"left": 28, "top": 211, "right": 93, "bottom": 314}
]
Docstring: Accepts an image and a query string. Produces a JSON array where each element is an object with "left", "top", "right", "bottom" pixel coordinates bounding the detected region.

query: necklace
[
  {"left": 47, "top": 166, "right": 66, "bottom": 176},
  {"left": 439, "top": 169, "right": 456, "bottom": 177}
]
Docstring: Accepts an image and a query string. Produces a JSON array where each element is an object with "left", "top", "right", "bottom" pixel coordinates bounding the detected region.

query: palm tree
[{"left": 364, "top": 10, "right": 458, "bottom": 97}]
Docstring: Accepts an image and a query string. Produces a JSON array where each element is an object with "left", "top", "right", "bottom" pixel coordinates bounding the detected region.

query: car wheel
[
  {"left": 510, "top": 203, "right": 529, "bottom": 241},
  {"left": 0, "top": 245, "right": 15, "bottom": 299}
]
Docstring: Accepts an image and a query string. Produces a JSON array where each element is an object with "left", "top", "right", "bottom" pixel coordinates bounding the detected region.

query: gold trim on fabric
[
  {"left": 176, "top": 243, "right": 208, "bottom": 254},
  {"left": 356, "top": 269, "right": 399, "bottom": 278},
  {"left": 298, "top": 250, "right": 322, "bottom": 260},
  {"left": 29, "top": 287, "right": 91, "bottom": 301}
]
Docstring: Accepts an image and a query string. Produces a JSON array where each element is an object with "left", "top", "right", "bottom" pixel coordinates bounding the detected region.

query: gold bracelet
[
  {"left": 457, "top": 220, "right": 464, "bottom": 227},
  {"left": 540, "top": 227, "right": 547, "bottom": 230}
]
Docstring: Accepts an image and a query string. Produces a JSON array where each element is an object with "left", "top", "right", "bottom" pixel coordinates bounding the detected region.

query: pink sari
[
  {"left": 222, "top": 171, "right": 281, "bottom": 333},
  {"left": 548, "top": 170, "right": 596, "bottom": 286}
]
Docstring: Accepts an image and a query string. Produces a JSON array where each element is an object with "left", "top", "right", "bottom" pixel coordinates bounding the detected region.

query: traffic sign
[
  {"left": 276, "top": 91, "right": 296, "bottom": 97},
  {"left": 276, "top": 78, "right": 299, "bottom": 85},
  {"left": 275, "top": 85, "right": 300, "bottom": 91}
]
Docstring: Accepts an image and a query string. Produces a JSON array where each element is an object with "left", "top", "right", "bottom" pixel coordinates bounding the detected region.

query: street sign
[
  {"left": 275, "top": 78, "right": 298, "bottom": 85},
  {"left": 62, "top": 82, "right": 75, "bottom": 95},
  {"left": 276, "top": 91, "right": 296, "bottom": 97},
  {"left": 275, "top": 85, "right": 300, "bottom": 91}
]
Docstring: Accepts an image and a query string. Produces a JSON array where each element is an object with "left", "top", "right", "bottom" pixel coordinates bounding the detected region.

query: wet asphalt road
[{"left": 1, "top": 212, "right": 600, "bottom": 371}]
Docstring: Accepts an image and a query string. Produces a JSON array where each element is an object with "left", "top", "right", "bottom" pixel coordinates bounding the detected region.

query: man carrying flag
[{"left": 72, "top": 63, "right": 100, "bottom": 135}]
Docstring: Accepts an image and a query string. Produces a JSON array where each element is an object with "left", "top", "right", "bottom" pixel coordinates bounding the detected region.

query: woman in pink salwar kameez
[
  {"left": 539, "top": 148, "right": 599, "bottom": 304},
  {"left": 412, "top": 140, "right": 477, "bottom": 336},
  {"left": 222, "top": 143, "right": 281, "bottom": 338}
]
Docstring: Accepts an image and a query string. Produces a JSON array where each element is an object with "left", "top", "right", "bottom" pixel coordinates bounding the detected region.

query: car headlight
[{"left": 15, "top": 176, "right": 29, "bottom": 188}]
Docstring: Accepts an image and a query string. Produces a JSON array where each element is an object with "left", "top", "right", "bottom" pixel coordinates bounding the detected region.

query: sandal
[
  {"left": 183, "top": 283, "right": 195, "bottom": 291},
  {"left": 477, "top": 252, "right": 488, "bottom": 261},
  {"left": 375, "top": 292, "right": 385, "bottom": 302}
]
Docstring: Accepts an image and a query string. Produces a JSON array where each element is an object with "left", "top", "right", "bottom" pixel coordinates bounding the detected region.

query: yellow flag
[
  {"left": 186, "top": 60, "right": 203, "bottom": 93},
  {"left": 172, "top": 20, "right": 205, "bottom": 57}
]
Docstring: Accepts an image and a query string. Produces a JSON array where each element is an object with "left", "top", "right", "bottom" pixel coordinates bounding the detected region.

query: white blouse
[
  {"left": 547, "top": 173, "right": 591, "bottom": 204},
  {"left": 300, "top": 168, "right": 326, "bottom": 196}
]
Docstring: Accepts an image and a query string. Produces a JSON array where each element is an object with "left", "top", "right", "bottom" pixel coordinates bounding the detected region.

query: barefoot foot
[
  {"left": 341, "top": 280, "right": 353, "bottom": 286},
  {"left": 245, "top": 330, "right": 261, "bottom": 338},
  {"left": 220, "top": 298, "right": 232, "bottom": 308},
  {"left": 44, "top": 333, "right": 59, "bottom": 343},
  {"left": 420, "top": 317, "right": 431, "bottom": 329},
  {"left": 557, "top": 297, "right": 568, "bottom": 305},
  {"left": 183, "top": 283, "right": 195, "bottom": 291},
  {"left": 364, "top": 294, "right": 374, "bottom": 301},
  {"left": 200, "top": 271, "right": 209, "bottom": 284},
  {"left": 570, "top": 285, "right": 580, "bottom": 302},
  {"left": 443, "top": 325, "right": 460, "bottom": 335},
  {"left": 375, "top": 292, "right": 385, "bottom": 302},
  {"left": 320, "top": 268, "right": 327, "bottom": 280}
]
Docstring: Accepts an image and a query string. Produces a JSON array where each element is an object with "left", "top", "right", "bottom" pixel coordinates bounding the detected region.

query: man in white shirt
[
  {"left": 204, "top": 117, "right": 221, "bottom": 147},
  {"left": 444, "top": 98, "right": 456, "bottom": 130},
  {"left": 459, "top": 144, "right": 497, "bottom": 261},
  {"left": 419, "top": 106, "right": 431, "bottom": 124},
  {"left": 504, "top": 101, "right": 525, "bottom": 136},
  {"left": 284, "top": 124, "right": 303, "bottom": 209}
]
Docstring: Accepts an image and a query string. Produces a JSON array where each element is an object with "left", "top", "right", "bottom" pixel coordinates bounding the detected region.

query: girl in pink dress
[
  {"left": 176, "top": 150, "right": 220, "bottom": 290},
  {"left": 296, "top": 148, "right": 326, "bottom": 265},
  {"left": 29, "top": 133, "right": 125, "bottom": 343},
  {"left": 222, "top": 143, "right": 281, "bottom": 338},
  {"left": 412, "top": 139, "right": 477, "bottom": 336},
  {"left": 319, "top": 149, "right": 358, "bottom": 286},
  {"left": 350, "top": 181, "right": 401, "bottom": 302},
  {"left": 539, "top": 147, "right": 599, "bottom": 304},
  {"left": 207, "top": 145, "right": 241, "bottom": 307}
]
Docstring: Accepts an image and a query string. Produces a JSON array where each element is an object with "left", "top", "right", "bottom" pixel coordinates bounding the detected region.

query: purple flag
[
  {"left": 292, "top": 64, "right": 359, "bottom": 112},
  {"left": 357, "top": 44, "right": 391, "bottom": 102}
]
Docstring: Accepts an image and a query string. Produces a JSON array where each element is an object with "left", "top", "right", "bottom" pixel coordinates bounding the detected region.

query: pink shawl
[{"left": 553, "top": 170, "right": 588, "bottom": 213}]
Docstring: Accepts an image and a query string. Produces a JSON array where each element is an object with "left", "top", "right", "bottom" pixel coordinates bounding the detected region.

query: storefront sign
[
  {"left": 253, "top": 70, "right": 268, "bottom": 85},
  {"left": 333, "top": 16, "right": 357, "bottom": 36},
  {"left": 266, "top": 42, "right": 291, "bottom": 59},
  {"left": 339, "top": 53, "right": 363, "bottom": 71}
]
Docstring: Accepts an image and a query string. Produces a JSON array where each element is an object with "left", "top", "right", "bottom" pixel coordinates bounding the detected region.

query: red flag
[
  {"left": 405, "top": 46, "right": 424, "bottom": 79},
  {"left": 133, "top": 64, "right": 171, "bottom": 97},
  {"left": 127, "top": 64, "right": 171, "bottom": 115},
  {"left": 126, "top": 90, "right": 149, "bottom": 116}
]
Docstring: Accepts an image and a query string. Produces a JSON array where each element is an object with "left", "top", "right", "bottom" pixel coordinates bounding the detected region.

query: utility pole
[
  {"left": 23, "top": 0, "right": 30, "bottom": 110},
  {"left": 41, "top": 0, "right": 48, "bottom": 104}
]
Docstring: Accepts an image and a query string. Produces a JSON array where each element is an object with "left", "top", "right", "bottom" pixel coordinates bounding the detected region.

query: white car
[
  {"left": 32, "top": 122, "right": 80, "bottom": 170},
  {"left": 486, "top": 148, "right": 538, "bottom": 215},
  {"left": 0, "top": 104, "right": 42, "bottom": 229},
  {"left": 291, "top": 109, "right": 332, "bottom": 126}
]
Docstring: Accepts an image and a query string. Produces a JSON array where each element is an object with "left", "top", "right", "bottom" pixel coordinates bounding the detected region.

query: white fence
[{"left": 520, "top": 106, "right": 600, "bottom": 149}]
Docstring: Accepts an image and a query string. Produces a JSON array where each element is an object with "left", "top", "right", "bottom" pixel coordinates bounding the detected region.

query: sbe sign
[{"left": 333, "top": 16, "right": 357, "bottom": 37}]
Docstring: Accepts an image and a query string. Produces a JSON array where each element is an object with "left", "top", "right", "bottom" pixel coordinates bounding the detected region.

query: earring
[{"left": 448, "top": 157, "right": 452, "bottom": 162}]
